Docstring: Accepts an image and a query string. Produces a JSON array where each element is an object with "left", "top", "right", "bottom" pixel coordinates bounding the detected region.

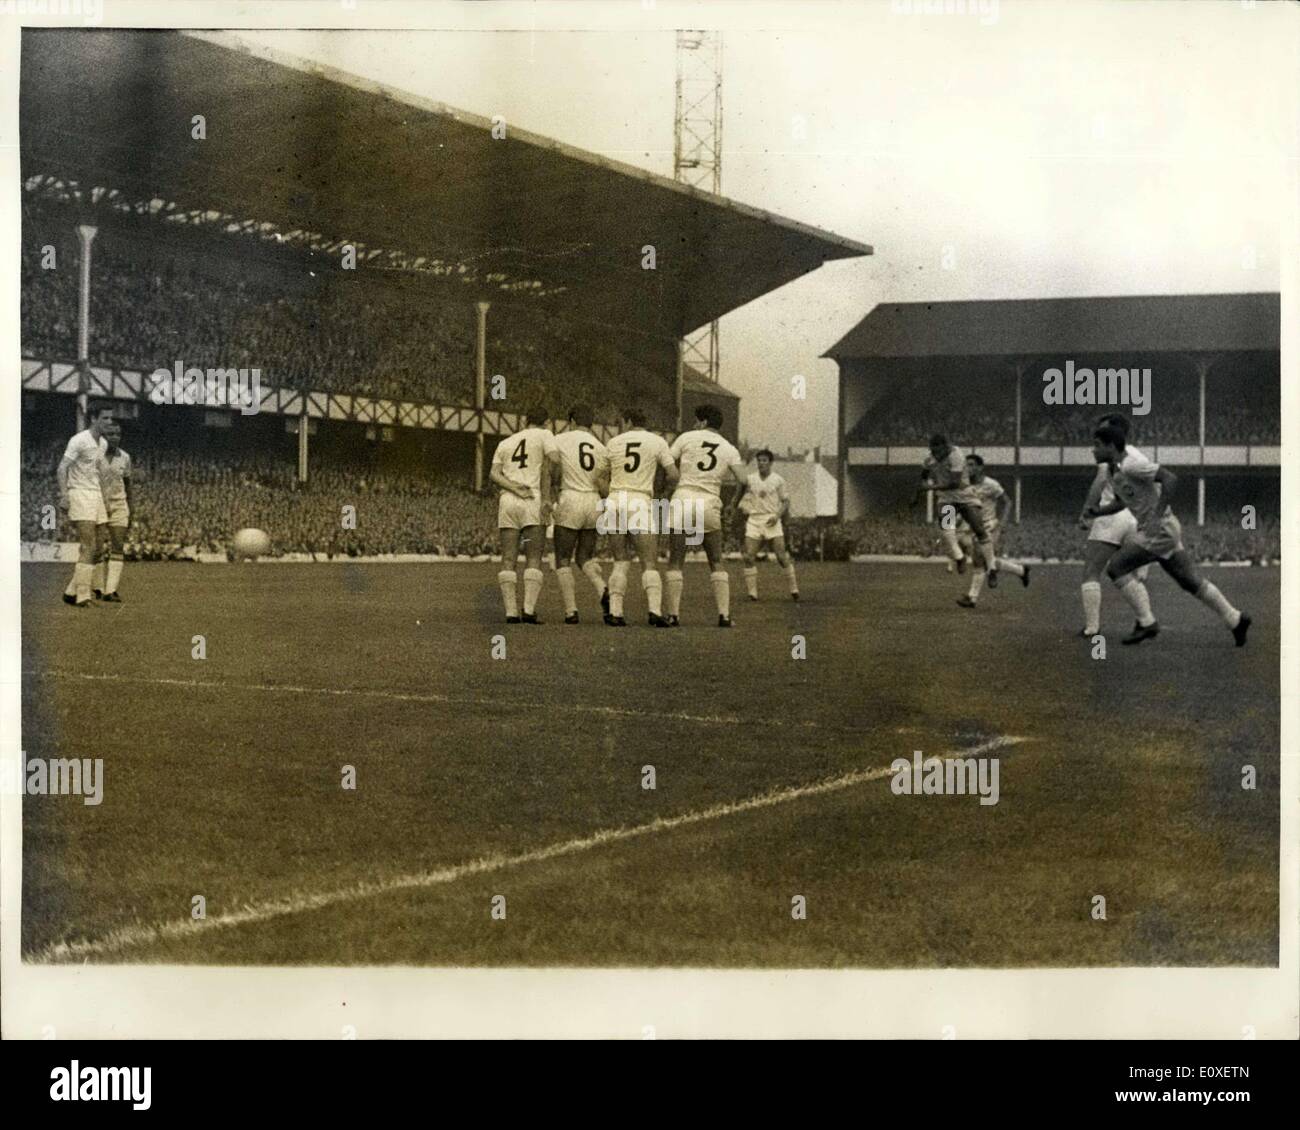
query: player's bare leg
[
  {"left": 701, "top": 530, "right": 732, "bottom": 626},
  {"left": 771, "top": 536, "right": 798, "bottom": 600},
  {"left": 553, "top": 525, "right": 581, "bottom": 622},
  {"left": 742, "top": 537, "right": 761, "bottom": 600},
  {"left": 958, "top": 503, "right": 998, "bottom": 584},
  {"left": 1159, "top": 550, "right": 1251, "bottom": 646},
  {"left": 102, "top": 526, "right": 127, "bottom": 601},
  {"left": 63, "top": 520, "right": 98, "bottom": 607},
  {"left": 497, "top": 527, "right": 522, "bottom": 621},
  {"left": 516, "top": 524, "right": 546, "bottom": 623},
  {"left": 91, "top": 523, "right": 109, "bottom": 597},
  {"left": 664, "top": 530, "right": 686, "bottom": 626},
  {"left": 573, "top": 528, "right": 608, "bottom": 619},
  {"left": 1106, "top": 541, "right": 1160, "bottom": 644},
  {"left": 629, "top": 528, "right": 666, "bottom": 626},
  {"left": 1080, "top": 539, "right": 1115, "bottom": 635}
]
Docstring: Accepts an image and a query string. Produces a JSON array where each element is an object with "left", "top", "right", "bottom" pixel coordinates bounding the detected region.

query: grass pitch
[{"left": 20, "top": 559, "right": 1279, "bottom": 966}]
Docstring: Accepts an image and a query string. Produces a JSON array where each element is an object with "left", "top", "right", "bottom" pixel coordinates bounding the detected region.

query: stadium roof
[
  {"left": 20, "top": 29, "right": 871, "bottom": 344},
  {"left": 824, "top": 293, "right": 1280, "bottom": 360}
]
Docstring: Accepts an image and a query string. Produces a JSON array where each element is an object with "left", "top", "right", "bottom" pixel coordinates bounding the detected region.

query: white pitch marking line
[
  {"left": 32, "top": 670, "right": 828, "bottom": 730},
  {"left": 34, "top": 735, "right": 1024, "bottom": 963}
]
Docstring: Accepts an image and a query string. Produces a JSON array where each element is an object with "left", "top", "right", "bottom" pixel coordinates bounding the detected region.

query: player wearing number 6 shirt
[
  {"left": 547, "top": 404, "right": 611, "bottom": 624},
  {"left": 601, "top": 408, "right": 678, "bottom": 626},
  {"left": 664, "top": 403, "right": 747, "bottom": 627},
  {"left": 489, "top": 406, "right": 554, "bottom": 624},
  {"left": 733, "top": 448, "right": 799, "bottom": 603}
]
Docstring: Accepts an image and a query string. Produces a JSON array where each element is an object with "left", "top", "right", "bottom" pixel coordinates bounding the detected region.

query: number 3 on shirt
[{"left": 697, "top": 441, "right": 718, "bottom": 471}]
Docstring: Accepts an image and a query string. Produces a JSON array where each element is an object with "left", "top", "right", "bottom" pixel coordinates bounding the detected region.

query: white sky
[{"left": 240, "top": 0, "right": 1297, "bottom": 453}]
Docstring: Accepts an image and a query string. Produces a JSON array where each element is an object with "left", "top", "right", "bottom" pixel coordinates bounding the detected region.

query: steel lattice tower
[{"left": 673, "top": 29, "right": 723, "bottom": 387}]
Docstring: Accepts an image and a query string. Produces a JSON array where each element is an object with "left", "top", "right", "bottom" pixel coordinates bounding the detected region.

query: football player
[
  {"left": 664, "top": 403, "right": 747, "bottom": 627},
  {"left": 547, "top": 404, "right": 611, "bottom": 624},
  {"left": 1087, "top": 424, "right": 1249, "bottom": 646},
  {"left": 489, "top": 407, "right": 554, "bottom": 623},
  {"left": 603, "top": 408, "right": 678, "bottom": 626},
  {"left": 733, "top": 448, "right": 798, "bottom": 602}
]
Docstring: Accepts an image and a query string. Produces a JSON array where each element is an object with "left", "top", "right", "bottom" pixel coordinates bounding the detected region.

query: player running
[
  {"left": 547, "top": 404, "right": 611, "bottom": 625},
  {"left": 602, "top": 408, "right": 678, "bottom": 626},
  {"left": 733, "top": 448, "right": 799, "bottom": 602},
  {"left": 1086, "top": 424, "right": 1250, "bottom": 647},
  {"left": 664, "top": 403, "right": 747, "bottom": 627},
  {"left": 1077, "top": 412, "right": 1154, "bottom": 638},
  {"left": 954, "top": 454, "right": 1029, "bottom": 608},
  {"left": 489, "top": 407, "right": 554, "bottom": 624},
  {"left": 917, "top": 434, "right": 998, "bottom": 583},
  {"left": 57, "top": 403, "right": 113, "bottom": 608},
  {"left": 93, "top": 418, "right": 133, "bottom": 602}
]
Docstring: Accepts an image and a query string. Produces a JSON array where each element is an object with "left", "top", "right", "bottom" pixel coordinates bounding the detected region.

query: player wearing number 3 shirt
[{"left": 664, "top": 403, "right": 747, "bottom": 627}]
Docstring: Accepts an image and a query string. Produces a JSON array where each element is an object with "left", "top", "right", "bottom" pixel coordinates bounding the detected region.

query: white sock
[
  {"left": 65, "top": 570, "right": 78, "bottom": 596},
  {"left": 1195, "top": 580, "right": 1241, "bottom": 629},
  {"left": 1136, "top": 564, "right": 1151, "bottom": 583},
  {"left": 556, "top": 565, "right": 577, "bottom": 614},
  {"left": 106, "top": 557, "right": 124, "bottom": 594},
  {"left": 710, "top": 570, "right": 730, "bottom": 618},
  {"left": 969, "top": 570, "right": 986, "bottom": 601},
  {"left": 940, "top": 527, "right": 963, "bottom": 561},
  {"left": 784, "top": 562, "right": 798, "bottom": 594},
  {"left": 977, "top": 537, "right": 997, "bottom": 572},
  {"left": 92, "top": 559, "right": 107, "bottom": 592},
  {"left": 1081, "top": 581, "right": 1102, "bottom": 633},
  {"left": 997, "top": 558, "right": 1025, "bottom": 577},
  {"left": 581, "top": 559, "right": 605, "bottom": 597},
  {"left": 498, "top": 569, "right": 518, "bottom": 618},
  {"left": 609, "top": 561, "right": 630, "bottom": 617},
  {"left": 523, "top": 567, "right": 544, "bottom": 615},
  {"left": 1115, "top": 575, "right": 1156, "bottom": 627},
  {"left": 642, "top": 569, "right": 662, "bottom": 616},
  {"left": 74, "top": 561, "right": 93, "bottom": 603},
  {"left": 665, "top": 569, "right": 684, "bottom": 617},
  {"left": 744, "top": 565, "right": 758, "bottom": 599}
]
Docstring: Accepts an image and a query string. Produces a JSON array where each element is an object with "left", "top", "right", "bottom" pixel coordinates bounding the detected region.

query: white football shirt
[
  {"left": 745, "top": 471, "right": 788, "bottom": 516},
  {"left": 549, "top": 429, "right": 609, "bottom": 493},
  {"left": 62, "top": 429, "right": 108, "bottom": 493},
  {"left": 670, "top": 429, "right": 744, "bottom": 497},
  {"left": 491, "top": 426, "right": 554, "bottom": 496},
  {"left": 100, "top": 448, "right": 132, "bottom": 503},
  {"left": 607, "top": 429, "right": 674, "bottom": 494}
]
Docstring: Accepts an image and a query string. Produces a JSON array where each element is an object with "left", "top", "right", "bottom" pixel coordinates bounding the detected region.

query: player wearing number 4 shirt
[
  {"left": 664, "top": 403, "right": 747, "bottom": 627},
  {"left": 547, "top": 404, "right": 612, "bottom": 624},
  {"left": 1087, "top": 424, "right": 1250, "bottom": 647},
  {"left": 732, "top": 448, "right": 798, "bottom": 603},
  {"left": 602, "top": 408, "right": 678, "bottom": 627},
  {"left": 489, "top": 406, "right": 554, "bottom": 624}
]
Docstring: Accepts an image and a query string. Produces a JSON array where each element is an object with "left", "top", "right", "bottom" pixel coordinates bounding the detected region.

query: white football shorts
[
  {"left": 67, "top": 488, "right": 107, "bottom": 525},
  {"left": 554, "top": 489, "right": 603, "bottom": 531},
  {"left": 104, "top": 499, "right": 130, "bottom": 529},
  {"left": 601, "top": 490, "right": 659, "bottom": 535},
  {"left": 744, "top": 515, "right": 784, "bottom": 542},
  {"left": 498, "top": 492, "right": 542, "bottom": 530},
  {"left": 1088, "top": 509, "right": 1138, "bottom": 547},
  {"left": 667, "top": 487, "right": 722, "bottom": 535},
  {"left": 1127, "top": 513, "right": 1184, "bottom": 561}
]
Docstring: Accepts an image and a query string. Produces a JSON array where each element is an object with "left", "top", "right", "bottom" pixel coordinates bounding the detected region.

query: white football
[{"left": 232, "top": 527, "right": 272, "bottom": 559}]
